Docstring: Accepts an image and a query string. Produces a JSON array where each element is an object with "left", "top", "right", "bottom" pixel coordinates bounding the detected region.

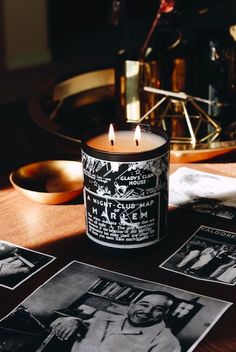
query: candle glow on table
[
  {"left": 82, "top": 124, "right": 169, "bottom": 250},
  {"left": 87, "top": 124, "right": 166, "bottom": 153}
]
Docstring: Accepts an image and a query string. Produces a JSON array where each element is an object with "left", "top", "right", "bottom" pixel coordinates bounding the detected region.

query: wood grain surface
[
  {"left": 0, "top": 163, "right": 236, "bottom": 352},
  {"left": 1, "top": 163, "right": 236, "bottom": 249}
]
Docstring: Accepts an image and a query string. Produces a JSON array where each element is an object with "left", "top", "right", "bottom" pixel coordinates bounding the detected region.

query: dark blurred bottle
[
  {"left": 225, "top": 25, "right": 236, "bottom": 138},
  {"left": 195, "top": 25, "right": 236, "bottom": 134}
]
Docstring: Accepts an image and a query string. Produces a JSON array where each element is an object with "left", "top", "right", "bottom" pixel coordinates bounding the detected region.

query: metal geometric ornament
[{"left": 139, "top": 87, "right": 222, "bottom": 146}]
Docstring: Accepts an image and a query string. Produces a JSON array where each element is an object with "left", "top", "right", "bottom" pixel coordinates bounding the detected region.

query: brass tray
[{"left": 29, "top": 68, "right": 236, "bottom": 163}]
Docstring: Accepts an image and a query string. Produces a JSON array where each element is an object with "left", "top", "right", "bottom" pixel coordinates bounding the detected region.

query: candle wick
[
  {"left": 135, "top": 139, "right": 139, "bottom": 147},
  {"left": 111, "top": 139, "right": 114, "bottom": 146}
]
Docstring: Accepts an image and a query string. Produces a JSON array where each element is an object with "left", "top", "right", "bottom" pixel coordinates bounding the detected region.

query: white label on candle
[
  {"left": 82, "top": 151, "right": 169, "bottom": 249},
  {"left": 87, "top": 130, "right": 166, "bottom": 153}
]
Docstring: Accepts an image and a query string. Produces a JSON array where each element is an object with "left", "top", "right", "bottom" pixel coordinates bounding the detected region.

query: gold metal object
[
  {"left": 29, "top": 68, "right": 236, "bottom": 163},
  {"left": 53, "top": 68, "right": 114, "bottom": 102},
  {"left": 115, "top": 57, "right": 160, "bottom": 122},
  {"left": 9, "top": 160, "right": 83, "bottom": 204},
  {"left": 142, "top": 87, "right": 222, "bottom": 146}
]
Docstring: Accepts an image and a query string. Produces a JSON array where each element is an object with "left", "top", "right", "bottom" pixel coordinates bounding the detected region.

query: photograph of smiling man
[{"left": 0, "top": 261, "right": 231, "bottom": 352}]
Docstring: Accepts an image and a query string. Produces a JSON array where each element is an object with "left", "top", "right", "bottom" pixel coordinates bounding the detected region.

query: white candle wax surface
[{"left": 86, "top": 130, "right": 166, "bottom": 153}]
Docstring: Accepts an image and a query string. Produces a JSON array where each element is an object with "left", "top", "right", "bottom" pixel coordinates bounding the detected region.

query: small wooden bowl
[{"left": 9, "top": 160, "right": 84, "bottom": 204}]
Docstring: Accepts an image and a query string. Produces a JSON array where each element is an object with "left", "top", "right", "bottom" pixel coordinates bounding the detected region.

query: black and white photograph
[
  {"left": 160, "top": 225, "right": 236, "bottom": 285},
  {"left": 0, "top": 260, "right": 231, "bottom": 352},
  {"left": 0, "top": 240, "right": 55, "bottom": 290},
  {"left": 169, "top": 167, "right": 236, "bottom": 220}
]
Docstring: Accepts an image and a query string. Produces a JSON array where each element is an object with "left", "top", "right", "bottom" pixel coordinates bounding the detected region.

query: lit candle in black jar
[{"left": 82, "top": 123, "right": 169, "bottom": 250}]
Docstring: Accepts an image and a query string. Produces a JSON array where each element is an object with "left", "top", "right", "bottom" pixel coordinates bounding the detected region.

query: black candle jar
[{"left": 81, "top": 124, "right": 169, "bottom": 250}]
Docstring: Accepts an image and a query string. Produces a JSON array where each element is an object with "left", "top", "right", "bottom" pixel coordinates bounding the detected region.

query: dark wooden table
[{"left": 0, "top": 100, "right": 236, "bottom": 351}]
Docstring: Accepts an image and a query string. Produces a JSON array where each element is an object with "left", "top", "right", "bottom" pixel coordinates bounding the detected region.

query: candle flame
[
  {"left": 134, "top": 125, "right": 141, "bottom": 146},
  {"left": 108, "top": 124, "right": 115, "bottom": 146}
]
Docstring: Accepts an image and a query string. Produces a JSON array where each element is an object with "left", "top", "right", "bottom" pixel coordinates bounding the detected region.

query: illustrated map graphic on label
[{"left": 82, "top": 151, "right": 168, "bottom": 248}]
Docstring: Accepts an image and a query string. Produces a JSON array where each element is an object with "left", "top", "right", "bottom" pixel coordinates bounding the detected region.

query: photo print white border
[
  {"left": 0, "top": 240, "right": 55, "bottom": 290},
  {"left": 0, "top": 260, "right": 232, "bottom": 352},
  {"left": 160, "top": 225, "right": 236, "bottom": 286},
  {"left": 169, "top": 167, "right": 236, "bottom": 220}
]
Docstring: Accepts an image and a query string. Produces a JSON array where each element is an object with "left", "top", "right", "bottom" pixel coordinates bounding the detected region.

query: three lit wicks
[{"left": 109, "top": 124, "right": 141, "bottom": 147}]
